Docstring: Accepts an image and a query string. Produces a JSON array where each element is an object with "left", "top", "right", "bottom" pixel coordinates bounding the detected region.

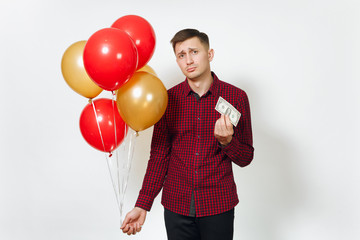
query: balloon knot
[
  {"left": 135, "top": 132, "right": 139, "bottom": 137},
  {"left": 109, "top": 153, "right": 113, "bottom": 157},
  {"left": 88, "top": 98, "right": 93, "bottom": 104}
]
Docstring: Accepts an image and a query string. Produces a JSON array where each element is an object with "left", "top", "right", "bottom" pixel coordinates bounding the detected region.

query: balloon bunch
[
  {"left": 61, "top": 15, "right": 167, "bottom": 226},
  {"left": 61, "top": 15, "right": 168, "bottom": 153}
]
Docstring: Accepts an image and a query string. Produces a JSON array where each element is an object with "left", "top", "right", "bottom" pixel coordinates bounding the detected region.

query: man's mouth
[{"left": 187, "top": 67, "right": 196, "bottom": 72}]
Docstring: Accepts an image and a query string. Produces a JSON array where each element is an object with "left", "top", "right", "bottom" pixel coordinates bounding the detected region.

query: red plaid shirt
[{"left": 135, "top": 72, "right": 254, "bottom": 217}]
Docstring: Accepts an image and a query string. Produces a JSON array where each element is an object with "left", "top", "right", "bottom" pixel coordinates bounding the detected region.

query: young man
[{"left": 121, "top": 29, "right": 254, "bottom": 240}]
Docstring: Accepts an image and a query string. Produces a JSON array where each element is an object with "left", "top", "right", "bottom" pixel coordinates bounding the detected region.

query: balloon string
[
  {"left": 111, "top": 94, "right": 118, "bottom": 153},
  {"left": 120, "top": 131, "right": 138, "bottom": 205},
  {"left": 91, "top": 101, "right": 107, "bottom": 153},
  {"left": 110, "top": 94, "right": 122, "bottom": 216},
  {"left": 92, "top": 101, "right": 121, "bottom": 210},
  {"left": 105, "top": 154, "right": 121, "bottom": 219},
  {"left": 127, "top": 132, "right": 137, "bottom": 169}
]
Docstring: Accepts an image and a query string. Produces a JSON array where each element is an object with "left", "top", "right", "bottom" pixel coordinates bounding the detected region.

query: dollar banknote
[{"left": 215, "top": 97, "right": 241, "bottom": 127}]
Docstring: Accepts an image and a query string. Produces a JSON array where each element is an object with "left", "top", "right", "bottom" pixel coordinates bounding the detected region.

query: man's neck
[{"left": 187, "top": 71, "right": 213, "bottom": 97}]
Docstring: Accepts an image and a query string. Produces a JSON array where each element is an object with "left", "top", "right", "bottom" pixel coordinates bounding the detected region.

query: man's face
[{"left": 174, "top": 37, "right": 214, "bottom": 81}]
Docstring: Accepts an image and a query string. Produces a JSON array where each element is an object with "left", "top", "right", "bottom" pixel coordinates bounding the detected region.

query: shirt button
[
  {"left": 197, "top": 117, "right": 201, "bottom": 120},
  {"left": 195, "top": 152, "right": 199, "bottom": 156},
  {"left": 195, "top": 171, "right": 198, "bottom": 174},
  {"left": 197, "top": 135, "right": 200, "bottom": 139}
]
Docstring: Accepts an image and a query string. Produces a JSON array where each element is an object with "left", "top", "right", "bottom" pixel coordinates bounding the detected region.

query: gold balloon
[
  {"left": 61, "top": 41, "right": 103, "bottom": 99},
  {"left": 116, "top": 72, "right": 168, "bottom": 132},
  {"left": 137, "top": 64, "right": 157, "bottom": 76}
]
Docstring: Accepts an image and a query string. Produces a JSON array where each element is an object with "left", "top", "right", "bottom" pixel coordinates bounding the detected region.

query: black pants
[{"left": 164, "top": 208, "right": 234, "bottom": 240}]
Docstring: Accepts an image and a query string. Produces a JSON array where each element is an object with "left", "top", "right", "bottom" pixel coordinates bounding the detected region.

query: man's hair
[{"left": 170, "top": 29, "right": 209, "bottom": 52}]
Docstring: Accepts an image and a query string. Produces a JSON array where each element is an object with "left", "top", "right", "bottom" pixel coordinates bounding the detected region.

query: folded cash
[{"left": 215, "top": 96, "right": 241, "bottom": 127}]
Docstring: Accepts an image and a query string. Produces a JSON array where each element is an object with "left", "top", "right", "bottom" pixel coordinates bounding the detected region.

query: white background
[{"left": 0, "top": 0, "right": 359, "bottom": 239}]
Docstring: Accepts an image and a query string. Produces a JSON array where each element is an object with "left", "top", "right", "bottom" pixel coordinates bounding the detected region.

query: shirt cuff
[
  {"left": 218, "top": 136, "right": 235, "bottom": 149},
  {"left": 218, "top": 136, "right": 238, "bottom": 153},
  {"left": 135, "top": 194, "right": 154, "bottom": 212}
]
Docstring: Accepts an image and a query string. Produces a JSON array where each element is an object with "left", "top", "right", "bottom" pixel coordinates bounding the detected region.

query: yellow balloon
[
  {"left": 137, "top": 64, "right": 157, "bottom": 76},
  {"left": 61, "top": 41, "right": 103, "bottom": 99},
  {"left": 116, "top": 72, "right": 168, "bottom": 132}
]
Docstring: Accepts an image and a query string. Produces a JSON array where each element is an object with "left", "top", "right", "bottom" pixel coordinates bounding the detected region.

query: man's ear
[{"left": 208, "top": 49, "right": 214, "bottom": 62}]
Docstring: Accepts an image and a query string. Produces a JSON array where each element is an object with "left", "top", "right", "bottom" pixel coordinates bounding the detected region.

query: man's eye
[
  {"left": 179, "top": 54, "right": 184, "bottom": 58},
  {"left": 192, "top": 50, "right": 198, "bottom": 54}
]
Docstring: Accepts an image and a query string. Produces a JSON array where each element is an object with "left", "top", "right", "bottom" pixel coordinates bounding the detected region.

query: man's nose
[{"left": 186, "top": 55, "right": 194, "bottom": 65}]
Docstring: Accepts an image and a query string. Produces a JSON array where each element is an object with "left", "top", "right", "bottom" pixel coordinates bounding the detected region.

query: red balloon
[
  {"left": 112, "top": 15, "right": 156, "bottom": 70},
  {"left": 79, "top": 98, "right": 128, "bottom": 153},
  {"left": 83, "top": 28, "right": 138, "bottom": 91}
]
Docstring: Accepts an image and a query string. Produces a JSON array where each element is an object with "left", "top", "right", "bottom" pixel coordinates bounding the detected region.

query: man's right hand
[{"left": 120, "top": 207, "right": 147, "bottom": 235}]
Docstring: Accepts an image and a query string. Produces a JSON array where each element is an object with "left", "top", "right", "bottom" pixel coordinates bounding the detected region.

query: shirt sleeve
[
  {"left": 221, "top": 90, "right": 254, "bottom": 167},
  {"left": 135, "top": 113, "right": 171, "bottom": 211}
]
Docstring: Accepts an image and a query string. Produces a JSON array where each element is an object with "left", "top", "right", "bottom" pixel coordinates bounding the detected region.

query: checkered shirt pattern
[{"left": 135, "top": 72, "right": 254, "bottom": 217}]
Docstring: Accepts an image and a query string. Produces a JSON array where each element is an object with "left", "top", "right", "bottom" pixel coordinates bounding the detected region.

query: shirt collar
[{"left": 181, "top": 72, "right": 220, "bottom": 98}]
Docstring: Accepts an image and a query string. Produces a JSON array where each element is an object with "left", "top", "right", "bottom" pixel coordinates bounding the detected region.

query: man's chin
[{"left": 185, "top": 72, "right": 201, "bottom": 81}]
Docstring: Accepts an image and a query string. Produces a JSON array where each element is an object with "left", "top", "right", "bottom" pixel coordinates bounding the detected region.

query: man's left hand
[{"left": 214, "top": 114, "right": 234, "bottom": 146}]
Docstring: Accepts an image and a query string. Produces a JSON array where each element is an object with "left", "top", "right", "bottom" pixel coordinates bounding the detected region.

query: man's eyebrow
[
  {"left": 176, "top": 48, "right": 199, "bottom": 55},
  {"left": 188, "top": 47, "right": 198, "bottom": 51},
  {"left": 176, "top": 50, "right": 186, "bottom": 56}
]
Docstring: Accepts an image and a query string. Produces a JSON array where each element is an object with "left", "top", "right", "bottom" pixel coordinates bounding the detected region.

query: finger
[
  {"left": 214, "top": 119, "right": 220, "bottom": 134},
  {"left": 215, "top": 120, "right": 224, "bottom": 136},
  {"left": 214, "top": 117, "right": 224, "bottom": 135},
  {"left": 122, "top": 224, "right": 131, "bottom": 233},
  {"left": 120, "top": 220, "right": 125, "bottom": 229},
  {"left": 136, "top": 222, "right": 141, "bottom": 232},
  {"left": 224, "top": 115, "right": 233, "bottom": 129},
  {"left": 220, "top": 115, "right": 227, "bottom": 133},
  {"left": 127, "top": 225, "right": 133, "bottom": 235},
  {"left": 130, "top": 225, "right": 136, "bottom": 235},
  {"left": 121, "top": 216, "right": 131, "bottom": 229},
  {"left": 223, "top": 114, "right": 228, "bottom": 126}
]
